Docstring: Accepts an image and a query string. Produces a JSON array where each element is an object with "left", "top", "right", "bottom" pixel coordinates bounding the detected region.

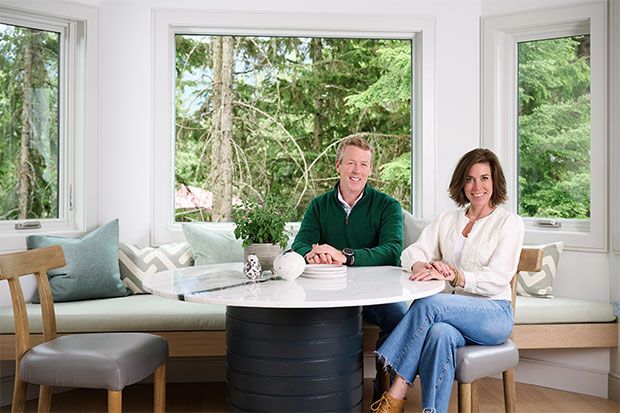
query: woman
[{"left": 371, "top": 148, "right": 524, "bottom": 413}]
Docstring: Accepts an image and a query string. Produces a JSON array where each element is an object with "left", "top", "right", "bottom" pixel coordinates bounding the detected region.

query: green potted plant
[{"left": 232, "top": 195, "right": 290, "bottom": 271}]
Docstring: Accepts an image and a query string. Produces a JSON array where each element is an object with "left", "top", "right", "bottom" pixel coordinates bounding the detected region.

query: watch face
[{"left": 343, "top": 248, "right": 354, "bottom": 256}]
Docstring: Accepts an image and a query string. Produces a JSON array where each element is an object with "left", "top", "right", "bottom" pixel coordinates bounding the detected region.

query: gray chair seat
[
  {"left": 455, "top": 339, "right": 519, "bottom": 384},
  {"left": 20, "top": 333, "right": 168, "bottom": 391}
]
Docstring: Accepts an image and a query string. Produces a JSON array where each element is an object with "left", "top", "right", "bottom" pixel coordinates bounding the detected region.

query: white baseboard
[
  {"left": 515, "top": 356, "right": 608, "bottom": 398},
  {"left": 609, "top": 372, "right": 620, "bottom": 404}
]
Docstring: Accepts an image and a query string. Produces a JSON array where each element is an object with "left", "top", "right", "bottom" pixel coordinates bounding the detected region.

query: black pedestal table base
[{"left": 226, "top": 306, "right": 363, "bottom": 412}]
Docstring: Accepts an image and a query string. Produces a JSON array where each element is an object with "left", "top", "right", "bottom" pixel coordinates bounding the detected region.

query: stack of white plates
[{"left": 301, "top": 264, "right": 348, "bottom": 279}]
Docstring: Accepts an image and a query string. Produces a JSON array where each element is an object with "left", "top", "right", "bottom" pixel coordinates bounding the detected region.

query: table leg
[{"left": 226, "top": 306, "right": 363, "bottom": 412}]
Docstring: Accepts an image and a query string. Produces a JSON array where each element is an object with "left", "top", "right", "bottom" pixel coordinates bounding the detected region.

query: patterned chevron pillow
[
  {"left": 118, "top": 242, "right": 194, "bottom": 294},
  {"left": 516, "top": 242, "right": 563, "bottom": 298}
]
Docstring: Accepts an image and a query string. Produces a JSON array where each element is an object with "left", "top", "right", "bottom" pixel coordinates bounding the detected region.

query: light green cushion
[
  {"left": 26, "top": 220, "right": 127, "bottom": 302},
  {"left": 402, "top": 210, "right": 430, "bottom": 248},
  {"left": 515, "top": 296, "right": 616, "bottom": 324},
  {"left": 0, "top": 295, "right": 226, "bottom": 334},
  {"left": 182, "top": 224, "right": 244, "bottom": 265}
]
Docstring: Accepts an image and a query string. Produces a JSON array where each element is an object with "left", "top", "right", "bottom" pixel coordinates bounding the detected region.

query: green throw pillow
[
  {"left": 516, "top": 242, "right": 563, "bottom": 298},
  {"left": 26, "top": 219, "right": 128, "bottom": 302},
  {"left": 182, "top": 224, "right": 244, "bottom": 265}
]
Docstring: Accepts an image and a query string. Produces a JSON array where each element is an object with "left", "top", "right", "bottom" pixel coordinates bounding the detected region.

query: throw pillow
[
  {"left": 402, "top": 210, "right": 431, "bottom": 248},
  {"left": 26, "top": 219, "right": 127, "bottom": 302},
  {"left": 516, "top": 241, "right": 563, "bottom": 298},
  {"left": 182, "top": 223, "right": 244, "bottom": 266},
  {"left": 118, "top": 242, "right": 194, "bottom": 294}
]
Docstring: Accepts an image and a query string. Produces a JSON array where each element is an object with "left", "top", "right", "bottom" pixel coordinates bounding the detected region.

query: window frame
[
  {"left": 481, "top": 2, "right": 607, "bottom": 252},
  {"left": 0, "top": 2, "right": 98, "bottom": 252},
  {"left": 152, "top": 9, "right": 436, "bottom": 245},
  {"left": 611, "top": 0, "right": 620, "bottom": 256}
]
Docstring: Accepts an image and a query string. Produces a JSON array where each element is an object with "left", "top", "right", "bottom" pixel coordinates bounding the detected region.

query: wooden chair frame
[
  {"left": 0, "top": 245, "right": 166, "bottom": 413},
  {"left": 457, "top": 247, "right": 543, "bottom": 413}
]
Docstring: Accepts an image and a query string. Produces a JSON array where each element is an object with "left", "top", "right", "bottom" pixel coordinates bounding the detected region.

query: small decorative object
[
  {"left": 233, "top": 195, "right": 290, "bottom": 271},
  {"left": 244, "top": 254, "right": 262, "bottom": 281},
  {"left": 272, "top": 250, "right": 306, "bottom": 281}
]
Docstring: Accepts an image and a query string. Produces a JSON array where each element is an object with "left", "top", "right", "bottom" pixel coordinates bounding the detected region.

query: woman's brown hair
[{"left": 448, "top": 148, "right": 507, "bottom": 207}]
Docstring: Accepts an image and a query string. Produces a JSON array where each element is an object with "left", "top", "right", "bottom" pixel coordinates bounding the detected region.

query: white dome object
[{"left": 272, "top": 251, "right": 306, "bottom": 281}]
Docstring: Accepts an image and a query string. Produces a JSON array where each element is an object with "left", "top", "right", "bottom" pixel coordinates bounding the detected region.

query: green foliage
[
  {"left": 0, "top": 24, "right": 60, "bottom": 220},
  {"left": 517, "top": 36, "right": 591, "bottom": 219},
  {"left": 174, "top": 35, "right": 413, "bottom": 222},
  {"left": 232, "top": 195, "right": 289, "bottom": 248}
]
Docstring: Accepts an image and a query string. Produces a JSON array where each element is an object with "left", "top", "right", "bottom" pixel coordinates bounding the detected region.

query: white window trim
[
  {"left": 152, "top": 9, "right": 436, "bottom": 245},
  {"left": 481, "top": 2, "right": 607, "bottom": 252},
  {"left": 611, "top": 0, "right": 620, "bottom": 255},
  {"left": 0, "top": 1, "right": 98, "bottom": 252}
]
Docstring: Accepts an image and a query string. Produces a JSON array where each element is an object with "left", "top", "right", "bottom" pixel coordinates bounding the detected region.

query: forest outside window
[
  {"left": 173, "top": 34, "right": 413, "bottom": 224},
  {"left": 482, "top": 3, "right": 607, "bottom": 251},
  {"left": 0, "top": 9, "right": 79, "bottom": 236}
]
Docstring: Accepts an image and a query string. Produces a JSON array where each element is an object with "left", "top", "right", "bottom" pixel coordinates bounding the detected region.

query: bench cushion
[
  {"left": 515, "top": 296, "right": 616, "bottom": 324},
  {"left": 0, "top": 295, "right": 226, "bottom": 334},
  {"left": 1, "top": 295, "right": 615, "bottom": 335}
]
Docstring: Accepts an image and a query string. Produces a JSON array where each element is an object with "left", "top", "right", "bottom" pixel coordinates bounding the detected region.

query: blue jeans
[
  {"left": 363, "top": 302, "right": 407, "bottom": 399},
  {"left": 376, "top": 293, "right": 514, "bottom": 413}
]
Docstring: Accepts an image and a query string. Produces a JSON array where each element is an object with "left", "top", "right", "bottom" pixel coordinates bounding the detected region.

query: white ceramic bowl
[{"left": 272, "top": 251, "right": 306, "bottom": 281}]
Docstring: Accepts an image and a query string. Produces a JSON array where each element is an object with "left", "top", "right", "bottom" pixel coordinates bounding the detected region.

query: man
[{"left": 292, "top": 135, "right": 406, "bottom": 400}]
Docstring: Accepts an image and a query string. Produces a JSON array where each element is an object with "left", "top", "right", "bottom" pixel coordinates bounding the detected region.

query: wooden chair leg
[
  {"left": 37, "top": 385, "right": 52, "bottom": 413},
  {"left": 376, "top": 357, "right": 390, "bottom": 394},
  {"left": 11, "top": 377, "right": 28, "bottom": 413},
  {"left": 503, "top": 369, "right": 516, "bottom": 413},
  {"left": 108, "top": 390, "right": 122, "bottom": 413},
  {"left": 458, "top": 382, "right": 472, "bottom": 413},
  {"left": 471, "top": 380, "right": 479, "bottom": 413},
  {"left": 154, "top": 363, "right": 166, "bottom": 413}
]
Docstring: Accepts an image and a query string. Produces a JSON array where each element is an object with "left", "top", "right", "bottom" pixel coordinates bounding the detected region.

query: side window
[
  {"left": 0, "top": 21, "right": 62, "bottom": 223},
  {"left": 0, "top": 4, "right": 98, "bottom": 251},
  {"left": 482, "top": 3, "right": 607, "bottom": 251}
]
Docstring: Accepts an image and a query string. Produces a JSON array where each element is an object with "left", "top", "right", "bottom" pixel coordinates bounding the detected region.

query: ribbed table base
[{"left": 226, "top": 306, "right": 363, "bottom": 412}]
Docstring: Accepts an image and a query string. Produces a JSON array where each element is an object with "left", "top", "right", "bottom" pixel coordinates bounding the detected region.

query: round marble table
[{"left": 143, "top": 263, "right": 444, "bottom": 412}]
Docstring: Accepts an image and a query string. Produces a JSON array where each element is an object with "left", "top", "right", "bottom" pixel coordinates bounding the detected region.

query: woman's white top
[{"left": 400, "top": 207, "right": 525, "bottom": 301}]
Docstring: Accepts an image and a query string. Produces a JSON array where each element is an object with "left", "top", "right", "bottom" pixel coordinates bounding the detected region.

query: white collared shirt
[{"left": 337, "top": 187, "right": 364, "bottom": 217}]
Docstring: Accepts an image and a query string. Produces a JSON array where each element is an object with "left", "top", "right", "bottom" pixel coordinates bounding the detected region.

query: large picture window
[
  {"left": 153, "top": 10, "right": 436, "bottom": 244},
  {"left": 174, "top": 34, "right": 413, "bottom": 223}
]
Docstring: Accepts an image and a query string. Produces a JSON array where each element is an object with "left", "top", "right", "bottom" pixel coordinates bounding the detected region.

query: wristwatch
[{"left": 343, "top": 248, "right": 355, "bottom": 266}]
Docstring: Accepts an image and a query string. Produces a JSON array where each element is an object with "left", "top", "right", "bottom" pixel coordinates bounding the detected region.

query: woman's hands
[{"left": 409, "top": 260, "right": 456, "bottom": 283}]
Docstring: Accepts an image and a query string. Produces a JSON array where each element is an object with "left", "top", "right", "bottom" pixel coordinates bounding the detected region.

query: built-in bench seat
[{"left": 1, "top": 293, "right": 616, "bottom": 360}]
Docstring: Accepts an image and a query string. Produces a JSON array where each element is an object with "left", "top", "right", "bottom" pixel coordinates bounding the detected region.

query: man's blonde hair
[{"left": 335, "top": 136, "right": 374, "bottom": 162}]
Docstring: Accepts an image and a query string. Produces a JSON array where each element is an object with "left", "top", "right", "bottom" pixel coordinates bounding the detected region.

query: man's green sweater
[{"left": 292, "top": 183, "right": 403, "bottom": 266}]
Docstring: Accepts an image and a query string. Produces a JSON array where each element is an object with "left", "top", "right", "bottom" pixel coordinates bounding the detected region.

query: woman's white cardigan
[{"left": 401, "top": 207, "right": 524, "bottom": 301}]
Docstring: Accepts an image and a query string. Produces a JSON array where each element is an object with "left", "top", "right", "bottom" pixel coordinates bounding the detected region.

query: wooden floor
[{"left": 2, "top": 378, "right": 618, "bottom": 412}]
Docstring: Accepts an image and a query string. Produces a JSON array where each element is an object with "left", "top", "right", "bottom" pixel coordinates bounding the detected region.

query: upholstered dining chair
[
  {"left": 0, "top": 245, "right": 169, "bottom": 413},
  {"left": 455, "top": 247, "right": 544, "bottom": 413}
]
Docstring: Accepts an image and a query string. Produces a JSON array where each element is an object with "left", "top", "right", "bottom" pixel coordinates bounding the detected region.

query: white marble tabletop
[{"left": 142, "top": 263, "right": 445, "bottom": 308}]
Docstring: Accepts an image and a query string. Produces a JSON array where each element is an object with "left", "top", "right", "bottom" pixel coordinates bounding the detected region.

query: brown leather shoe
[{"left": 370, "top": 391, "right": 406, "bottom": 413}]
